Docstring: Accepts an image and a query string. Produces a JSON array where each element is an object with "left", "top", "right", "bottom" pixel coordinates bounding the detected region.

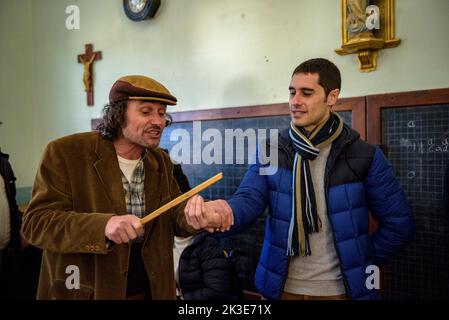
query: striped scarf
[{"left": 287, "top": 112, "right": 343, "bottom": 256}]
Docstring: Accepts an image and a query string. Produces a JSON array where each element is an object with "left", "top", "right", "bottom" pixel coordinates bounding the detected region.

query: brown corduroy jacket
[{"left": 22, "top": 131, "right": 196, "bottom": 300}]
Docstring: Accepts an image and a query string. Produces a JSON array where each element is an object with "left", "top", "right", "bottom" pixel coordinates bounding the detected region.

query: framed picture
[{"left": 335, "top": 0, "right": 400, "bottom": 72}]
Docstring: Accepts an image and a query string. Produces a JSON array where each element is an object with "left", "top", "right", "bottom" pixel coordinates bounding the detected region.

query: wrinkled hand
[
  {"left": 184, "top": 195, "right": 234, "bottom": 232},
  {"left": 105, "top": 215, "right": 144, "bottom": 244}
]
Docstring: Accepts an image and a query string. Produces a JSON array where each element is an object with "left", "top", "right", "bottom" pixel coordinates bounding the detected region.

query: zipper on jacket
[{"left": 324, "top": 134, "right": 354, "bottom": 298}]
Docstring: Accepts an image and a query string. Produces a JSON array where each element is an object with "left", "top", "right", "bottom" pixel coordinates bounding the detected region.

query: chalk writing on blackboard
[
  {"left": 406, "top": 171, "right": 416, "bottom": 179},
  {"left": 399, "top": 138, "right": 448, "bottom": 153}
]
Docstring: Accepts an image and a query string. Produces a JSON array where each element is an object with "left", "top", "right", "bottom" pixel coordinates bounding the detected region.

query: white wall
[
  {"left": 1, "top": 0, "right": 449, "bottom": 190},
  {"left": 0, "top": 0, "right": 35, "bottom": 189}
]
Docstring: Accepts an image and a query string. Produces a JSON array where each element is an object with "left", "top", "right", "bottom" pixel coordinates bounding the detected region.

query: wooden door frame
[
  {"left": 169, "top": 97, "right": 366, "bottom": 137},
  {"left": 366, "top": 87, "right": 449, "bottom": 144},
  {"left": 92, "top": 97, "right": 367, "bottom": 137},
  {"left": 365, "top": 87, "right": 449, "bottom": 298}
]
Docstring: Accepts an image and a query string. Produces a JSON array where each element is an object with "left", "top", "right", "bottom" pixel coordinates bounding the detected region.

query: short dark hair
[
  {"left": 292, "top": 58, "right": 341, "bottom": 97},
  {"left": 96, "top": 101, "right": 174, "bottom": 141}
]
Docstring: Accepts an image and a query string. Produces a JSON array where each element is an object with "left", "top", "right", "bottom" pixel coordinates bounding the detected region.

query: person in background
[
  {"left": 1, "top": 143, "right": 41, "bottom": 301},
  {"left": 0, "top": 148, "right": 23, "bottom": 299},
  {"left": 185, "top": 58, "right": 414, "bottom": 300},
  {"left": 173, "top": 234, "right": 194, "bottom": 299},
  {"left": 162, "top": 148, "right": 191, "bottom": 194},
  {"left": 177, "top": 232, "right": 243, "bottom": 300},
  {"left": 166, "top": 152, "right": 241, "bottom": 300}
]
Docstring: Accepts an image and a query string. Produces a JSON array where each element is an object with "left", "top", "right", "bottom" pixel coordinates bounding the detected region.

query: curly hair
[
  {"left": 96, "top": 101, "right": 174, "bottom": 141},
  {"left": 96, "top": 101, "right": 128, "bottom": 141}
]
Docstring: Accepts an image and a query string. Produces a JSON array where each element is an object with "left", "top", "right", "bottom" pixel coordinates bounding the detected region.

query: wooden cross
[{"left": 77, "top": 44, "right": 102, "bottom": 106}]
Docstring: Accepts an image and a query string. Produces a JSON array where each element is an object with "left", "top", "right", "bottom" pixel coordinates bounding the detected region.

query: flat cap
[{"left": 109, "top": 75, "right": 177, "bottom": 105}]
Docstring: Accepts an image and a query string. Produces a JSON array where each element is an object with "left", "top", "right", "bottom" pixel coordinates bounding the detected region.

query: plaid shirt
[{"left": 121, "top": 158, "right": 146, "bottom": 242}]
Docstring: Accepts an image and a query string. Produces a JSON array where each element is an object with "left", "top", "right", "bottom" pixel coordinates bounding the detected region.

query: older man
[{"left": 22, "top": 75, "right": 230, "bottom": 300}]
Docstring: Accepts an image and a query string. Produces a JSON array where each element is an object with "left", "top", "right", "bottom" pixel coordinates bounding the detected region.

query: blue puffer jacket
[{"left": 227, "top": 125, "right": 414, "bottom": 300}]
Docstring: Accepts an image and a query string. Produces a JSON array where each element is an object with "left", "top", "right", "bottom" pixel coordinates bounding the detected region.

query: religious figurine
[
  {"left": 346, "top": 0, "right": 374, "bottom": 41},
  {"left": 336, "top": 0, "right": 401, "bottom": 72},
  {"left": 79, "top": 53, "right": 96, "bottom": 92}
]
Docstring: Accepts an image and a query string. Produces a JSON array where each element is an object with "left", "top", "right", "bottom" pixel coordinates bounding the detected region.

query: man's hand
[
  {"left": 105, "top": 215, "right": 144, "bottom": 244},
  {"left": 205, "top": 199, "right": 234, "bottom": 231},
  {"left": 184, "top": 195, "right": 234, "bottom": 232}
]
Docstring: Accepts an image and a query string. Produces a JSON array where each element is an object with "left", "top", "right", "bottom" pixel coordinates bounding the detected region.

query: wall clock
[{"left": 123, "top": 0, "right": 161, "bottom": 21}]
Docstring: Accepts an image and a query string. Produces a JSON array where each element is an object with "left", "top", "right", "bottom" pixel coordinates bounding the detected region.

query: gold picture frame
[{"left": 335, "top": 0, "right": 400, "bottom": 72}]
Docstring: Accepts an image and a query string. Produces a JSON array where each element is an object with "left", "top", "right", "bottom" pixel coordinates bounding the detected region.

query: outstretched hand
[{"left": 184, "top": 195, "right": 234, "bottom": 232}]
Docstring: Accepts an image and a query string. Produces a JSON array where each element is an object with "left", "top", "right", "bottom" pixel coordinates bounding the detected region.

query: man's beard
[{"left": 122, "top": 125, "right": 162, "bottom": 149}]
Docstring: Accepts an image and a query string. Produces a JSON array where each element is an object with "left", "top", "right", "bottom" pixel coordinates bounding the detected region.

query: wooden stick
[{"left": 140, "top": 172, "right": 223, "bottom": 225}]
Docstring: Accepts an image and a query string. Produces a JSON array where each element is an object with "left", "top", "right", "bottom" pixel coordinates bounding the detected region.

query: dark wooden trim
[
  {"left": 170, "top": 103, "right": 290, "bottom": 122},
  {"left": 243, "top": 290, "right": 262, "bottom": 300},
  {"left": 91, "top": 103, "right": 290, "bottom": 130},
  {"left": 168, "top": 96, "right": 366, "bottom": 137},
  {"left": 333, "top": 96, "right": 366, "bottom": 140},
  {"left": 365, "top": 87, "right": 449, "bottom": 236},
  {"left": 366, "top": 87, "right": 449, "bottom": 145},
  {"left": 91, "top": 97, "right": 366, "bottom": 137}
]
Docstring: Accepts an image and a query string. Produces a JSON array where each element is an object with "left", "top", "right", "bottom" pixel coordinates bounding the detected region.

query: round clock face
[
  {"left": 129, "top": 0, "right": 147, "bottom": 14},
  {"left": 124, "top": 0, "right": 161, "bottom": 21}
]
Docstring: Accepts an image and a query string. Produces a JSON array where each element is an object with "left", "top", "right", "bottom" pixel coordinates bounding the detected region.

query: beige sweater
[{"left": 284, "top": 144, "right": 346, "bottom": 296}]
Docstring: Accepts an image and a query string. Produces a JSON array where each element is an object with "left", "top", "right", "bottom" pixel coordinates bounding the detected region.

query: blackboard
[
  {"left": 381, "top": 104, "right": 449, "bottom": 299},
  {"left": 160, "top": 111, "right": 353, "bottom": 291}
]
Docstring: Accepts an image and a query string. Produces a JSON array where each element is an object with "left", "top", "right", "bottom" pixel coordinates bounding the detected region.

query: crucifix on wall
[{"left": 77, "top": 44, "right": 102, "bottom": 106}]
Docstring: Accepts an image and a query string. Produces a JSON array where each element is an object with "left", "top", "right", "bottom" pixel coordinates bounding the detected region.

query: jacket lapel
[
  {"left": 93, "top": 135, "right": 127, "bottom": 215},
  {"left": 142, "top": 150, "right": 163, "bottom": 236}
]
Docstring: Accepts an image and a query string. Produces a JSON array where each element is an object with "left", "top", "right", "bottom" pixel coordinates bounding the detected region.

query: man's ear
[{"left": 326, "top": 89, "right": 340, "bottom": 106}]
